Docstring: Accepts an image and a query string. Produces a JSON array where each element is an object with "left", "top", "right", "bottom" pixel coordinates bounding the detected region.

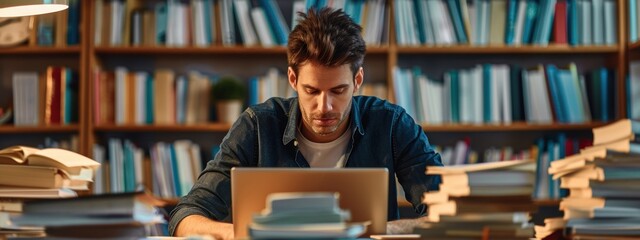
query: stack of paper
[
  {"left": 417, "top": 159, "right": 536, "bottom": 239},
  {"left": 547, "top": 119, "right": 640, "bottom": 239},
  {"left": 0, "top": 145, "right": 101, "bottom": 198},
  {"left": 249, "top": 192, "right": 367, "bottom": 239},
  {"left": 10, "top": 191, "right": 166, "bottom": 239}
]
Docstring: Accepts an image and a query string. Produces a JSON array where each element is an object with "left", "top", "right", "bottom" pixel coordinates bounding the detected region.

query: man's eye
[
  {"left": 306, "top": 89, "right": 319, "bottom": 94},
  {"left": 332, "top": 88, "right": 346, "bottom": 94}
]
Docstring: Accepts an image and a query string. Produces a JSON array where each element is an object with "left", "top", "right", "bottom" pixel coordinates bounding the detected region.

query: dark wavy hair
[{"left": 287, "top": 7, "right": 366, "bottom": 79}]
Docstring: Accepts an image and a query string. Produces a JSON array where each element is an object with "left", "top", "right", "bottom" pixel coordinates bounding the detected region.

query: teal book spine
[{"left": 482, "top": 64, "right": 492, "bottom": 123}]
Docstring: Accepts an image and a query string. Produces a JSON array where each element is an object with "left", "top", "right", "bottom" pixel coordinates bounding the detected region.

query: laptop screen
[{"left": 231, "top": 167, "right": 388, "bottom": 238}]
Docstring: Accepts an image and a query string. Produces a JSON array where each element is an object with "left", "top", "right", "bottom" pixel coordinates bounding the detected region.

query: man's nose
[{"left": 318, "top": 92, "right": 333, "bottom": 113}]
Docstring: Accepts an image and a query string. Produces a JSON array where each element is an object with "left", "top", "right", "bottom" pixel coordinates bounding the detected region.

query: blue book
[
  {"left": 545, "top": 65, "right": 565, "bottom": 122},
  {"left": 449, "top": 70, "right": 460, "bottom": 123},
  {"left": 567, "top": 0, "right": 578, "bottom": 45},
  {"left": 446, "top": 0, "right": 468, "bottom": 43},
  {"left": 260, "top": 0, "right": 289, "bottom": 45},
  {"left": 248, "top": 76, "right": 259, "bottom": 106},
  {"left": 556, "top": 134, "right": 569, "bottom": 197},
  {"left": 631, "top": 0, "right": 638, "bottom": 42},
  {"left": 123, "top": 140, "right": 136, "bottom": 192},
  {"left": 521, "top": 0, "right": 539, "bottom": 44},
  {"left": 414, "top": 0, "right": 427, "bottom": 44},
  {"left": 482, "top": 64, "right": 492, "bottom": 123},
  {"left": 533, "top": 138, "right": 546, "bottom": 199},
  {"left": 203, "top": 0, "right": 214, "bottom": 44},
  {"left": 628, "top": 74, "right": 632, "bottom": 119},
  {"left": 145, "top": 74, "right": 154, "bottom": 124},
  {"left": 155, "top": 2, "right": 168, "bottom": 44},
  {"left": 599, "top": 68, "right": 610, "bottom": 121},
  {"left": 169, "top": 144, "right": 182, "bottom": 197},
  {"left": 211, "top": 145, "right": 221, "bottom": 160},
  {"left": 538, "top": 0, "right": 557, "bottom": 45},
  {"left": 547, "top": 140, "right": 559, "bottom": 199},
  {"left": 64, "top": 68, "right": 78, "bottom": 124},
  {"left": 505, "top": 0, "right": 518, "bottom": 45},
  {"left": 66, "top": 0, "right": 81, "bottom": 45}
]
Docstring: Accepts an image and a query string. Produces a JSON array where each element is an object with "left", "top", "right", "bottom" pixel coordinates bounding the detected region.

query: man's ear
[
  {"left": 353, "top": 67, "right": 364, "bottom": 93},
  {"left": 287, "top": 67, "right": 297, "bottom": 91}
]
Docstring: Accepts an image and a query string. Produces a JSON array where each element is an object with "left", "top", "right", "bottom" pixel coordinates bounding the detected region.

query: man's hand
[
  {"left": 386, "top": 217, "right": 426, "bottom": 234},
  {"left": 174, "top": 215, "right": 234, "bottom": 240}
]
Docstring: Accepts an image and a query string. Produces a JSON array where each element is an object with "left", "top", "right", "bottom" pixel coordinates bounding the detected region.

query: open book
[{"left": 0, "top": 146, "right": 100, "bottom": 189}]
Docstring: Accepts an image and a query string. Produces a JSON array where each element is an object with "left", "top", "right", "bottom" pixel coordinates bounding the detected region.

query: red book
[
  {"left": 552, "top": 1, "right": 568, "bottom": 44},
  {"left": 44, "top": 66, "right": 62, "bottom": 125}
]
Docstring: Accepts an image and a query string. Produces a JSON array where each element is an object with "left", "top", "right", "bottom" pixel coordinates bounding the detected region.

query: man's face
[{"left": 288, "top": 62, "right": 363, "bottom": 143}]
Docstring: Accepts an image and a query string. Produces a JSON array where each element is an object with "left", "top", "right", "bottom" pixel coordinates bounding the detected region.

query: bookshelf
[{"left": 0, "top": 0, "right": 633, "bottom": 199}]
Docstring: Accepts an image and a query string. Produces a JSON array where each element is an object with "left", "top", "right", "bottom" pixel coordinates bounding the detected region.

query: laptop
[{"left": 231, "top": 167, "right": 389, "bottom": 238}]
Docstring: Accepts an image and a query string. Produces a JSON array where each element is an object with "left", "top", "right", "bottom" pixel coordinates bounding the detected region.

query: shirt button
[{"left": 293, "top": 140, "right": 298, "bottom": 147}]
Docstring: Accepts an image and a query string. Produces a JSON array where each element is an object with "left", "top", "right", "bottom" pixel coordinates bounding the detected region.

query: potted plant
[{"left": 212, "top": 76, "right": 246, "bottom": 124}]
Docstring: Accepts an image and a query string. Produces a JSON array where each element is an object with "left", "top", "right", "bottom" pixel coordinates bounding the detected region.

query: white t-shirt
[{"left": 296, "top": 127, "right": 351, "bottom": 168}]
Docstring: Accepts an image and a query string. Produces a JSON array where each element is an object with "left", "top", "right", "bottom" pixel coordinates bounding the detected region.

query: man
[{"left": 170, "top": 7, "right": 442, "bottom": 239}]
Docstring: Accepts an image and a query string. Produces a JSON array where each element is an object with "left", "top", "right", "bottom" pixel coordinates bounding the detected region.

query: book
[
  {"left": 426, "top": 159, "right": 534, "bottom": 175},
  {"left": 0, "top": 165, "right": 90, "bottom": 190},
  {"left": 0, "top": 188, "right": 76, "bottom": 199},
  {"left": 11, "top": 191, "right": 166, "bottom": 227},
  {"left": 0, "top": 146, "right": 100, "bottom": 175}
]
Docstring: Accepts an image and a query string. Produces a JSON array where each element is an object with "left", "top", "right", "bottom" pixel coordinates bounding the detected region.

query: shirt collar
[{"left": 282, "top": 97, "right": 365, "bottom": 145}]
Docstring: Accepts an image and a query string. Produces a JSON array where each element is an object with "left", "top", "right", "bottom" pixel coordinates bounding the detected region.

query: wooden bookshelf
[
  {"left": 94, "top": 124, "right": 231, "bottom": 132},
  {"left": 93, "top": 45, "right": 390, "bottom": 55},
  {"left": 421, "top": 122, "right": 608, "bottom": 132},
  {"left": 0, "top": 125, "right": 80, "bottom": 133},
  {"left": 0, "top": 46, "right": 81, "bottom": 55},
  {"left": 629, "top": 41, "right": 640, "bottom": 51},
  {"left": 396, "top": 45, "right": 620, "bottom": 54}
]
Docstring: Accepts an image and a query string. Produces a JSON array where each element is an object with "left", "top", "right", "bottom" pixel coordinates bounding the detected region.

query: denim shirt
[{"left": 168, "top": 96, "right": 442, "bottom": 235}]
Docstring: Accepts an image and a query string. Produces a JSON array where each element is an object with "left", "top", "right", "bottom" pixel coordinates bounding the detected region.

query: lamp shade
[{"left": 0, "top": 0, "right": 68, "bottom": 17}]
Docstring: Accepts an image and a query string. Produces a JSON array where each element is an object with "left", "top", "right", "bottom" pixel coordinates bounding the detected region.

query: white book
[
  {"left": 92, "top": 144, "right": 105, "bottom": 195},
  {"left": 603, "top": 0, "right": 617, "bottom": 45},
  {"left": 472, "top": 65, "right": 484, "bottom": 124},
  {"left": 581, "top": 0, "right": 592, "bottom": 45},
  {"left": 497, "top": 65, "right": 512, "bottom": 124},
  {"left": 291, "top": 0, "right": 306, "bottom": 28},
  {"left": 114, "top": 67, "right": 127, "bottom": 125},
  {"left": 394, "top": 1, "right": 407, "bottom": 45},
  {"left": 591, "top": 0, "right": 604, "bottom": 45},
  {"left": 193, "top": 0, "right": 207, "bottom": 47},
  {"left": 110, "top": 0, "right": 123, "bottom": 46},
  {"left": 459, "top": 70, "right": 472, "bottom": 124},
  {"left": 234, "top": 0, "right": 259, "bottom": 46},
  {"left": 251, "top": 7, "right": 276, "bottom": 47},
  {"left": 490, "top": 65, "right": 500, "bottom": 124},
  {"left": 630, "top": 61, "right": 640, "bottom": 119},
  {"left": 94, "top": 0, "right": 103, "bottom": 46},
  {"left": 513, "top": 0, "right": 527, "bottom": 45},
  {"left": 174, "top": 140, "right": 195, "bottom": 197},
  {"left": 135, "top": 72, "right": 147, "bottom": 125}
]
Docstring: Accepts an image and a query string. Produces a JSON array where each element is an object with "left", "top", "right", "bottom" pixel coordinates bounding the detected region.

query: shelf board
[
  {"left": 421, "top": 122, "right": 607, "bottom": 132},
  {"left": 0, "top": 46, "right": 82, "bottom": 55},
  {"left": 397, "top": 45, "right": 620, "bottom": 54},
  {"left": 94, "top": 46, "right": 287, "bottom": 54},
  {"left": 94, "top": 45, "right": 389, "bottom": 55},
  {"left": 629, "top": 41, "right": 640, "bottom": 51},
  {"left": 93, "top": 123, "right": 232, "bottom": 132},
  {"left": 0, "top": 124, "right": 80, "bottom": 133}
]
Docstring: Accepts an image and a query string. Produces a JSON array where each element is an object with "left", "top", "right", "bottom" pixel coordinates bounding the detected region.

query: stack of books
[
  {"left": 10, "top": 191, "right": 166, "bottom": 239},
  {"left": 248, "top": 192, "right": 367, "bottom": 239},
  {"left": 0, "top": 145, "right": 100, "bottom": 238},
  {"left": 417, "top": 160, "right": 536, "bottom": 239},
  {"left": 0, "top": 145, "right": 100, "bottom": 198},
  {"left": 546, "top": 119, "right": 640, "bottom": 239}
]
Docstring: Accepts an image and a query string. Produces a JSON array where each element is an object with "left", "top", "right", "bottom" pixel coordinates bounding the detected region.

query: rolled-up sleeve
[{"left": 168, "top": 109, "right": 258, "bottom": 235}]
